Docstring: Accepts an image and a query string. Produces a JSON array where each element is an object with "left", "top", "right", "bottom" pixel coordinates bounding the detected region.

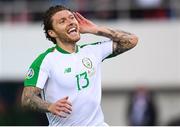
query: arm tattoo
[
  {"left": 96, "top": 28, "right": 138, "bottom": 55},
  {"left": 21, "top": 87, "right": 51, "bottom": 113}
]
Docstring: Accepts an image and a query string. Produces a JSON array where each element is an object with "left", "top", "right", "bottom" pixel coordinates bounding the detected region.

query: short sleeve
[
  {"left": 87, "top": 40, "right": 113, "bottom": 61},
  {"left": 98, "top": 39, "right": 113, "bottom": 60},
  {"left": 24, "top": 54, "right": 49, "bottom": 89}
]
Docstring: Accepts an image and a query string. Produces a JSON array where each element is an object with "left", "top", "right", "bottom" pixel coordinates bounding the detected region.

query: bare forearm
[
  {"left": 94, "top": 26, "right": 138, "bottom": 55},
  {"left": 74, "top": 12, "right": 138, "bottom": 53},
  {"left": 21, "top": 87, "right": 51, "bottom": 113}
]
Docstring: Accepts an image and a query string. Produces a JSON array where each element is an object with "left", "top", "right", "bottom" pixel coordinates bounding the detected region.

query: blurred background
[{"left": 0, "top": 0, "right": 180, "bottom": 126}]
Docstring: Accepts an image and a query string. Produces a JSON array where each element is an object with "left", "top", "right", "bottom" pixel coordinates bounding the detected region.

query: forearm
[
  {"left": 94, "top": 26, "right": 135, "bottom": 44},
  {"left": 93, "top": 26, "right": 138, "bottom": 55},
  {"left": 74, "top": 11, "right": 138, "bottom": 54},
  {"left": 21, "top": 87, "right": 51, "bottom": 113}
]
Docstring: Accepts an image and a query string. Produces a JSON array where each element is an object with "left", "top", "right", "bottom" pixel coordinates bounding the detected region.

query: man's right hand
[
  {"left": 74, "top": 12, "right": 98, "bottom": 34},
  {"left": 48, "top": 96, "right": 72, "bottom": 118}
]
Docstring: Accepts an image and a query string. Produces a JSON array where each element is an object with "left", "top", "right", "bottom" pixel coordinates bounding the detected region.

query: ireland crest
[{"left": 82, "top": 57, "right": 92, "bottom": 69}]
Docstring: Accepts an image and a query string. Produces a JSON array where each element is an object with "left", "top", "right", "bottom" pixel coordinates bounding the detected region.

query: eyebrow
[
  {"left": 59, "top": 17, "right": 66, "bottom": 21},
  {"left": 59, "top": 14, "right": 74, "bottom": 19},
  {"left": 68, "top": 14, "right": 74, "bottom": 17}
]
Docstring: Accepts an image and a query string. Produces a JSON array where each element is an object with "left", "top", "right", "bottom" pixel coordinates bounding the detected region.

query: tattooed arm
[
  {"left": 21, "top": 86, "right": 72, "bottom": 117},
  {"left": 95, "top": 27, "right": 138, "bottom": 55},
  {"left": 74, "top": 12, "right": 138, "bottom": 55},
  {"left": 21, "top": 87, "right": 50, "bottom": 112}
]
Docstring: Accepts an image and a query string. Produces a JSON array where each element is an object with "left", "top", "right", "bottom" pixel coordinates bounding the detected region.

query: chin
[
  {"left": 71, "top": 38, "right": 80, "bottom": 43},
  {"left": 69, "top": 36, "right": 80, "bottom": 43}
]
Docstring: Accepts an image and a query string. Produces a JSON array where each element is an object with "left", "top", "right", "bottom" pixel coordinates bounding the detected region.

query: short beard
[{"left": 57, "top": 34, "right": 80, "bottom": 44}]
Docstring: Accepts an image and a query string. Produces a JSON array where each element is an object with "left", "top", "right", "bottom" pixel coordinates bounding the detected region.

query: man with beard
[{"left": 21, "top": 5, "right": 138, "bottom": 126}]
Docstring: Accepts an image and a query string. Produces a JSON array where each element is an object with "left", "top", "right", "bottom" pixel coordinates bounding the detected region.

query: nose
[
  {"left": 68, "top": 22, "right": 74, "bottom": 26},
  {"left": 67, "top": 18, "right": 75, "bottom": 26}
]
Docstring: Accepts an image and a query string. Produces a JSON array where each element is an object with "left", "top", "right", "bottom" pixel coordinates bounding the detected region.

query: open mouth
[{"left": 67, "top": 27, "right": 78, "bottom": 35}]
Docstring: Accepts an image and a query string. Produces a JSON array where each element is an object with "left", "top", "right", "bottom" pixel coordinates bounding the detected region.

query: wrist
[
  {"left": 90, "top": 26, "right": 99, "bottom": 34},
  {"left": 94, "top": 26, "right": 112, "bottom": 37},
  {"left": 47, "top": 103, "right": 52, "bottom": 112},
  {"left": 83, "top": 25, "right": 100, "bottom": 35}
]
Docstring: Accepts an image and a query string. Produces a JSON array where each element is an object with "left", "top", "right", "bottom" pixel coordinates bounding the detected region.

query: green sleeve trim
[
  {"left": 104, "top": 53, "right": 117, "bottom": 60},
  {"left": 80, "top": 41, "right": 116, "bottom": 61},
  {"left": 24, "top": 47, "right": 55, "bottom": 86},
  {"left": 80, "top": 42, "right": 101, "bottom": 48}
]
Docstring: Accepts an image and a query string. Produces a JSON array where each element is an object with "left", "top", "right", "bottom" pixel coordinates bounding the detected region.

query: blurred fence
[{"left": 0, "top": 0, "right": 180, "bottom": 22}]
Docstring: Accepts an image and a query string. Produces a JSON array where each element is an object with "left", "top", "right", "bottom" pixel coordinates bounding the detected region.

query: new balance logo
[{"left": 64, "top": 67, "right": 71, "bottom": 73}]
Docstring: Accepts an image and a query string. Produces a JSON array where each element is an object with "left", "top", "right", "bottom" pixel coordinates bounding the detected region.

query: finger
[
  {"left": 60, "top": 115, "right": 67, "bottom": 118},
  {"left": 61, "top": 107, "right": 72, "bottom": 114},
  {"left": 56, "top": 106, "right": 71, "bottom": 114},
  {"left": 73, "top": 12, "right": 81, "bottom": 23},
  {"left": 56, "top": 107, "right": 71, "bottom": 114},
  {"left": 73, "top": 12, "right": 77, "bottom": 18},
  {"left": 57, "top": 97, "right": 69, "bottom": 103},
  {"left": 56, "top": 104, "right": 72, "bottom": 111},
  {"left": 61, "top": 96, "right": 69, "bottom": 100},
  {"left": 56, "top": 102, "right": 72, "bottom": 111},
  {"left": 55, "top": 111, "right": 67, "bottom": 118},
  {"left": 58, "top": 99, "right": 72, "bottom": 106},
  {"left": 57, "top": 103, "right": 72, "bottom": 111},
  {"left": 73, "top": 12, "right": 82, "bottom": 20},
  {"left": 55, "top": 110, "right": 61, "bottom": 116},
  {"left": 58, "top": 98, "right": 72, "bottom": 106},
  {"left": 64, "top": 100, "right": 72, "bottom": 106},
  {"left": 76, "top": 12, "right": 86, "bottom": 20}
]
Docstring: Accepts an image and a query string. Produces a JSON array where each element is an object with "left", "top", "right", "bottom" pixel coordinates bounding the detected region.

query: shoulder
[{"left": 31, "top": 46, "right": 55, "bottom": 67}]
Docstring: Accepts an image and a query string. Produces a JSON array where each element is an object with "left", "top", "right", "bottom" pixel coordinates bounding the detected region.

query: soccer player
[{"left": 21, "top": 5, "right": 138, "bottom": 126}]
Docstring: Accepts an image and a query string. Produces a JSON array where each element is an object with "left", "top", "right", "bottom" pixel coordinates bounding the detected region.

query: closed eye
[
  {"left": 59, "top": 18, "right": 66, "bottom": 24},
  {"left": 69, "top": 15, "right": 75, "bottom": 20}
]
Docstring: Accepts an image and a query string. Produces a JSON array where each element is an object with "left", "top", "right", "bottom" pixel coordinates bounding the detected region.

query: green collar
[{"left": 55, "top": 45, "right": 79, "bottom": 54}]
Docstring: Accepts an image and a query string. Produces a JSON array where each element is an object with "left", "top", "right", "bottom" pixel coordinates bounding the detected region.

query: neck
[{"left": 56, "top": 41, "right": 76, "bottom": 53}]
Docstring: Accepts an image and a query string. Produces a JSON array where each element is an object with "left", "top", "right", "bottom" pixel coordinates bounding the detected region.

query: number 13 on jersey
[{"left": 75, "top": 71, "right": 90, "bottom": 91}]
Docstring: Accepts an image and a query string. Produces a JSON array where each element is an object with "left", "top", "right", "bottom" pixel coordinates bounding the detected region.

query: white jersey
[{"left": 24, "top": 40, "right": 113, "bottom": 126}]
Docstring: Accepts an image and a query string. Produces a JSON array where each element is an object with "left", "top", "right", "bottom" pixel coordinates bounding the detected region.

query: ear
[{"left": 48, "top": 30, "right": 57, "bottom": 38}]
